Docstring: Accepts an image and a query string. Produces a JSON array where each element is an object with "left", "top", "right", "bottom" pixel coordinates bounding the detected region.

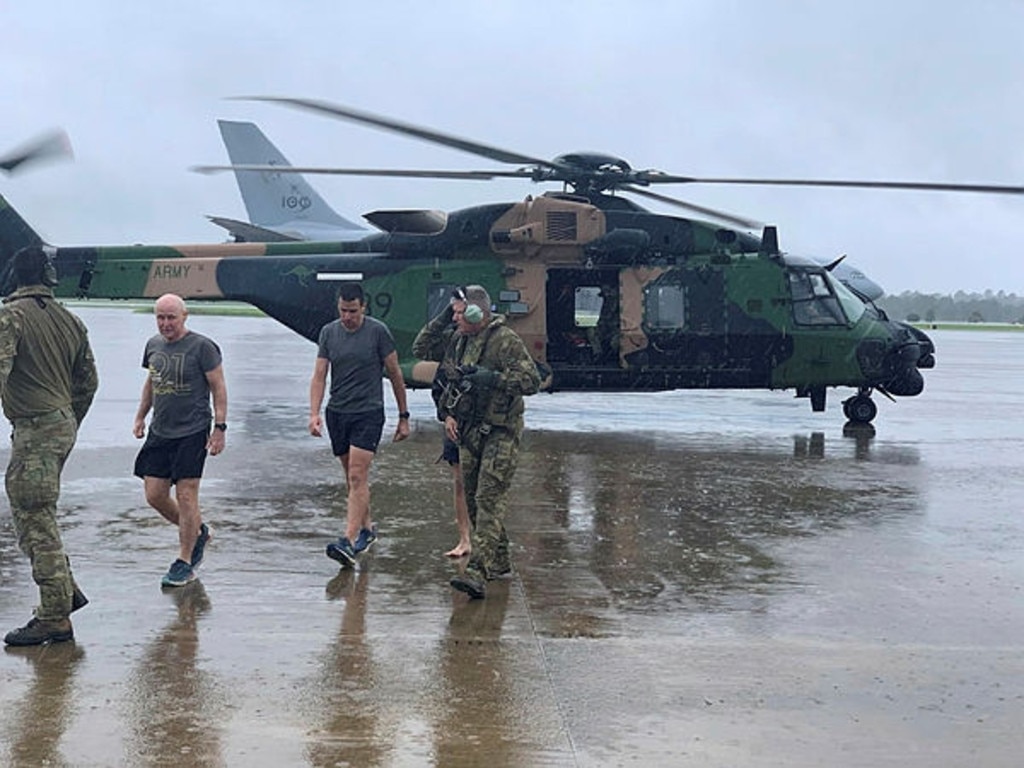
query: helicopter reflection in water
[{"left": 513, "top": 427, "right": 922, "bottom": 633}]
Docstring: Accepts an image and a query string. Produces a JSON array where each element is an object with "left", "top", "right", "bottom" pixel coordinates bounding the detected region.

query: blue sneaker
[
  {"left": 190, "top": 523, "right": 211, "bottom": 568},
  {"left": 161, "top": 558, "right": 196, "bottom": 588},
  {"left": 353, "top": 524, "right": 378, "bottom": 554},
  {"left": 325, "top": 537, "right": 356, "bottom": 567}
]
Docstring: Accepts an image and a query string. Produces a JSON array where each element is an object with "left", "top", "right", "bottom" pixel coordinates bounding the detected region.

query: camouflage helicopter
[{"left": 3, "top": 100, "right": 1023, "bottom": 425}]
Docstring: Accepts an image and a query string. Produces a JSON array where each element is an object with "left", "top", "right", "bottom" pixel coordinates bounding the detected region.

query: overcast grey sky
[{"left": 3, "top": 1, "right": 1022, "bottom": 295}]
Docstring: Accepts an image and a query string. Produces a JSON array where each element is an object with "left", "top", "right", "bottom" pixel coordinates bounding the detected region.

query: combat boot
[
  {"left": 4, "top": 617, "right": 74, "bottom": 647},
  {"left": 450, "top": 567, "right": 486, "bottom": 600}
]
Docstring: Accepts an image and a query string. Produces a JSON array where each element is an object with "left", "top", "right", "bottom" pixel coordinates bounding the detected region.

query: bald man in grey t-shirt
[{"left": 133, "top": 293, "right": 227, "bottom": 588}]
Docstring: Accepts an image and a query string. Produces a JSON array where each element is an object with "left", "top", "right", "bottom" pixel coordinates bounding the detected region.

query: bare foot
[{"left": 444, "top": 543, "right": 471, "bottom": 558}]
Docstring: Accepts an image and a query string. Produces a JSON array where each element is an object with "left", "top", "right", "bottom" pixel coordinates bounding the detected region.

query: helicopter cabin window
[
  {"left": 788, "top": 271, "right": 846, "bottom": 326},
  {"left": 644, "top": 284, "right": 685, "bottom": 330},
  {"left": 574, "top": 286, "right": 602, "bottom": 328}
]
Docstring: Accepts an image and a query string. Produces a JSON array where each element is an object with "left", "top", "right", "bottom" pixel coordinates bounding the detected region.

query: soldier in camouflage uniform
[
  {"left": 412, "top": 288, "right": 472, "bottom": 558},
  {"left": 427, "top": 285, "right": 540, "bottom": 600},
  {"left": 1, "top": 246, "right": 98, "bottom": 646}
]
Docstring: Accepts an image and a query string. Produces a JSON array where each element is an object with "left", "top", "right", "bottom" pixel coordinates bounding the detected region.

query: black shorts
[
  {"left": 134, "top": 429, "right": 209, "bottom": 483},
  {"left": 441, "top": 435, "right": 460, "bottom": 465},
  {"left": 326, "top": 408, "right": 385, "bottom": 456}
]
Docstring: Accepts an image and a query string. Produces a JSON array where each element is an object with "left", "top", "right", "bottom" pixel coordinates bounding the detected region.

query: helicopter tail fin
[
  {"left": 0, "top": 192, "right": 46, "bottom": 270},
  {"left": 0, "top": 192, "right": 48, "bottom": 294},
  {"left": 217, "top": 120, "right": 364, "bottom": 237}
]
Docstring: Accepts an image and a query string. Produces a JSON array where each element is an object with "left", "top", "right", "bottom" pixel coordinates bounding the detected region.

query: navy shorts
[
  {"left": 134, "top": 429, "right": 209, "bottom": 483},
  {"left": 441, "top": 435, "right": 460, "bottom": 465},
  {"left": 326, "top": 408, "right": 385, "bottom": 456}
]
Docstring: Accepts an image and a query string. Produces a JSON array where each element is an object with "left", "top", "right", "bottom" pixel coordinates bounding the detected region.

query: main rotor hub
[{"left": 546, "top": 152, "right": 637, "bottom": 193}]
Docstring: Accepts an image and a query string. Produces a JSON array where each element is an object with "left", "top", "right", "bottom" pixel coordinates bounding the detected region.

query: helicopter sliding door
[
  {"left": 622, "top": 263, "right": 784, "bottom": 390},
  {"left": 637, "top": 266, "right": 728, "bottom": 371},
  {"left": 544, "top": 262, "right": 786, "bottom": 391}
]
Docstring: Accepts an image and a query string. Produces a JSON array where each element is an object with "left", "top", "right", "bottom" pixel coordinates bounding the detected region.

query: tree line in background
[{"left": 876, "top": 291, "right": 1024, "bottom": 324}]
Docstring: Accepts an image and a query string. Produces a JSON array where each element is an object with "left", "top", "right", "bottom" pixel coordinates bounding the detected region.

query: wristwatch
[
  {"left": 398, "top": 412, "right": 410, "bottom": 420},
  {"left": 214, "top": 422, "right": 227, "bottom": 432}
]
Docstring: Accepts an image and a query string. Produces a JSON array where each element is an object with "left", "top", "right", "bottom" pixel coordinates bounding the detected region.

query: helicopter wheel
[{"left": 843, "top": 394, "right": 877, "bottom": 424}]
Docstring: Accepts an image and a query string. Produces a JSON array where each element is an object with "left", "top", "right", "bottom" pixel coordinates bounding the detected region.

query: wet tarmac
[{"left": 1, "top": 307, "right": 1022, "bottom": 766}]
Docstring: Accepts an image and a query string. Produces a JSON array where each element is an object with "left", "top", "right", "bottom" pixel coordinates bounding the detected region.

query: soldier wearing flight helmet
[{"left": 429, "top": 285, "right": 540, "bottom": 599}]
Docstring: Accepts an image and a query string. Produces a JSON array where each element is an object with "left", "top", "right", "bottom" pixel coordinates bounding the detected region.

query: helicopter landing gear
[{"left": 842, "top": 391, "right": 877, "bottom": 424}]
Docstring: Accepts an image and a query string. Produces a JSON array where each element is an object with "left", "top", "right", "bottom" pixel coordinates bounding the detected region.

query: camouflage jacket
[
  {"left": 0, "top": 285, "right": 98, "bottom": 423},
  {"left": 435, "top": 313, "right": 540, "bottom": 431}
]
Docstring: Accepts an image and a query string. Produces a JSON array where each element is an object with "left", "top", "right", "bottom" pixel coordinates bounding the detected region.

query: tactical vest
[{"left": 444, "top": 320, "right": 524, "bottom": 432}]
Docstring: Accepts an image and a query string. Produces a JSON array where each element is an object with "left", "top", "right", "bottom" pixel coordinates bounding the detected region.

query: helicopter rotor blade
[
  {"left": 236, "top": 96, "right": 560, "bottom": 172},
  {"left": 191, "top": 163, "right": 534, "bottom": 181},
  {"left": 634, "top": 173, "right": 1024, "bottom": 196},
  {"left": 623, "top": 185, "right": 763, "bottom": 230},
  {"left": 0, "top": 129, "right": 73, "bottom": 175}
]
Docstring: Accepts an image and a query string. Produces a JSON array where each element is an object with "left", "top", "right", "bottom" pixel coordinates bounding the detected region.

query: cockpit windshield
[{"left": 788, "top": 269, "right": 865, "bottom": 326}]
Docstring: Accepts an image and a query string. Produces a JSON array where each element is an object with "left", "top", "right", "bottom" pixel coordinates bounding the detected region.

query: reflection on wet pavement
[
  {"left": 124, "top": 581, "right": 225, "bottom": 767},
  {"left": 2, "top": 641, "right": 84, "bottom": 767},
  {"left": 0, "top": 311, "right": 1022, "bottom": 766}
]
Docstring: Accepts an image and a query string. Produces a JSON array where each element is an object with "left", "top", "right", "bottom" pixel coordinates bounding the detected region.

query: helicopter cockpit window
[
  {"left": 826, "top": 272, "right": 867, "bottom": 325},
  {"left": 788, "top": 271, "right": 847, "bottom": 326},
  {"left": 644, "top": 284, "right": 685, "bottom": 330}
]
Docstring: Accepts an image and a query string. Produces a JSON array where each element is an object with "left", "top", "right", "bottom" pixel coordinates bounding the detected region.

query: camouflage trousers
[
  {"left": 460, "top": 423, "right": 521, "bottom": 578},
  {"left": 6, "top": 408, "right": 78, "bottom": 621}
]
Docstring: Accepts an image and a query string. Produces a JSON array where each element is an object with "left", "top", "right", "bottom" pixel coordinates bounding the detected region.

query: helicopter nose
[
  {"left": 886, "top": 359, "right": 925, "bottom": 396},
  {"left": 882, "top": 322, "right": 932, "bottom": 397},
  {"left": 907, "top": 325, "right": 936, "bottom": 369},
  {"left": 898, "top": 343, "right": 922, "bottom": 366}
]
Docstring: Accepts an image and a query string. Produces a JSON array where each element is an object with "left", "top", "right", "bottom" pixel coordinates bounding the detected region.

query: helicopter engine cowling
[{"left": 583, "top": 228, "right": 651, "bottom": 264}]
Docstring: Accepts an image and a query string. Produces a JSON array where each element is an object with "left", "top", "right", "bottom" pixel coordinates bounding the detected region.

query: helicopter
[{"left": 4, "top": 100, "right": 1024, "bottom": 424}]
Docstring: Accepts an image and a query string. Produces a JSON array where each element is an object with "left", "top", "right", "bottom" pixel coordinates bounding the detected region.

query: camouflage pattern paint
[{"left": 0, "top": 191, "right": 934, "bottom": 420}]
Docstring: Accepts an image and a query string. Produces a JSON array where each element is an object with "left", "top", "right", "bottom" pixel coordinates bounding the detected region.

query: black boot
[
  {"left": 450, "top": 566, "right": 486, "bottom": 600},
  {"left": 4, "top": 617, "right": 74, "bottom": 646}
]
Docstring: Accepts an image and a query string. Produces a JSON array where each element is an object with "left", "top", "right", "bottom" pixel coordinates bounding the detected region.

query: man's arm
[
  {"left": 205, "top": 363, "right": 227, "bottom": 455},
  {"left": 309, "top": 356, "right": 329, "bottom": 437},
  {"left": 132, "top": 376, "right": 153, "bottom": 439},
  {"left": 0, "top": 312, "right": 17, "bottom": 402},
  {"left": 70, "top": 340, "right": 99, "bottom": 425},
  {"left": 412, "top": 305, "right": 455, "bottom": 361},
  {"left": 495, "top": 331, "right": 542, "bottom": 397},
  {"left": 383, "top": 350, "right": 410, "bottom": 441}
]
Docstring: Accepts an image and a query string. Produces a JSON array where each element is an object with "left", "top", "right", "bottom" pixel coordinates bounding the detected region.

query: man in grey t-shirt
[
  {"left": 310, "top": 282, "right": 409, "bottom": 567},
  {"left": 133, "top": 294, "right": 227, "bottom": 588}
]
